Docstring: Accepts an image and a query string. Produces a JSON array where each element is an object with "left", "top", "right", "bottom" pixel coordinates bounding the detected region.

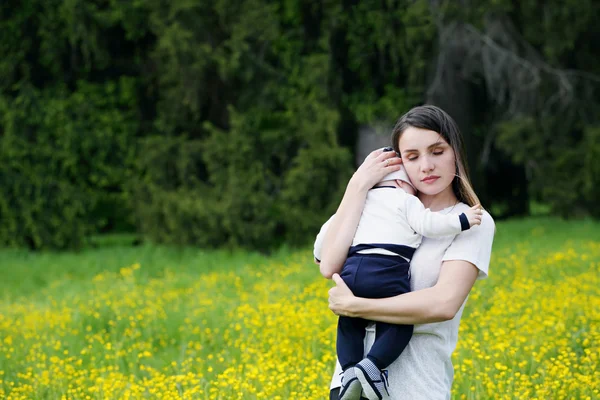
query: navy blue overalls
[{"left": 337, "top": 243, "right": 415, "bottom": 371}]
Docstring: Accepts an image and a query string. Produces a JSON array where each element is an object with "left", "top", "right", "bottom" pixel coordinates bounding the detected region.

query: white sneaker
[{"left": 354, "top": 358, "right": 390, "bottom": 400}]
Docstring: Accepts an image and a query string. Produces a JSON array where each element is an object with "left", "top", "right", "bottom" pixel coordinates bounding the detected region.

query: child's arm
[{"left": 403, "top": 194, "right": 482, "bottom": 238}]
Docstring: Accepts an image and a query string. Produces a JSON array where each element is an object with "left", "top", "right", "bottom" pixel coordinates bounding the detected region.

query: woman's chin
[
  {"left": 414, "top": 186, "right": 441, "bottom": 196},
  {"left": 414, "top": 183, "right": 449, "bottom": 197}
]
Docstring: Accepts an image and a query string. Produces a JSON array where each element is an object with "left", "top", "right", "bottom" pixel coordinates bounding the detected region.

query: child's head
[{"left": 381, "top": 165, "right": 416, "bottom": 195}]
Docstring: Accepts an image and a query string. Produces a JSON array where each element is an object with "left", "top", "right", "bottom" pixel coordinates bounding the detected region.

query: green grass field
[{"left": 1, "top": 217, "right": 599, "bottom": 399}]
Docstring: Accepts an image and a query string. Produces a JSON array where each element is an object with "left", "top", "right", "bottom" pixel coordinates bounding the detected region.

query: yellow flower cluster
[
  {"left": 0, "top": 240, "right": 598, "bottom": 399},
  {"left": 453, "top": 242, "right": 600, "bottom": 400}
]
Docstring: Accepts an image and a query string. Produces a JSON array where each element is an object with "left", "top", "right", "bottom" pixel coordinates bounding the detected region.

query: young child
[{"left": 314, "top": 149, "right": 482, "bottom": 400}]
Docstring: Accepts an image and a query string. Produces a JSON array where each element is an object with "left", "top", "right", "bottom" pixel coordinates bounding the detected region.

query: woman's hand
[
  {"left": 349, "top": 147, "right": 402, "bottom": 191},
  {"left": 328, "top": 274, "right": 359, "bottom": 317}
]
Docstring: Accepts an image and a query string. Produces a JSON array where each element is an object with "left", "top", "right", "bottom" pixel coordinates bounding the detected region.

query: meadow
[{"left": 1, "top": 217, "right": 599, "bottom": 399}]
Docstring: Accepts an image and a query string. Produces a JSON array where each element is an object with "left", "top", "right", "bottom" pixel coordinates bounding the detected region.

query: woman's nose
[{"left": 420, "top": 156, "right": 434, "bottom": 172}]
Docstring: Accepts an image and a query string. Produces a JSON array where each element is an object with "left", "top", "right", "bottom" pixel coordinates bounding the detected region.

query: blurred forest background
[{"left": 1, "top": 0, "right": 599, "bottom": 251}]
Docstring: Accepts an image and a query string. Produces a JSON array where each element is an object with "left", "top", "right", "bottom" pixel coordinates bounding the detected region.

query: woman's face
[{"left": 397, "top": 126, "right": 456, "bottom": 197}]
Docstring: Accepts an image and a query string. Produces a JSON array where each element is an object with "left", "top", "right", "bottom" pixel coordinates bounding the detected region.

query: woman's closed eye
[
  {"left": 405, "top": 150, "right": 442, "bottom": 161},
  {"left": 402, "top": 151, "right": 418, "bottom": 161}
]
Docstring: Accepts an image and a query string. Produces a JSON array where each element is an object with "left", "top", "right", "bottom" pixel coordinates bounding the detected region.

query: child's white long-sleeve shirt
[{"left": 314, "top": 187, "right": 466, "bottom": 261}]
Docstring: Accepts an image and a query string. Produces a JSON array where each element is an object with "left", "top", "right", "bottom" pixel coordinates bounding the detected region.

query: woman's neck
[{"left": 418, "top": 187, "right": 458, "bottom": 211}]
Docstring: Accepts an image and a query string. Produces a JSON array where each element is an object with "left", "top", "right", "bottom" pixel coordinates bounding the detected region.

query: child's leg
[
  {"left": 367, "top": 322, "right": 414, "bottom": 369},
  {"left": 337, "top": 255, "right": 367, "bottom": 371},
  {"left": 354, "top": 323, "right": 411, "bottom": 400},
  {"left": 351, "top": 255, "right": 412, "bottom": 369},
  {"left": 337, "top": 316, "right": 369, "bottom": 370}
]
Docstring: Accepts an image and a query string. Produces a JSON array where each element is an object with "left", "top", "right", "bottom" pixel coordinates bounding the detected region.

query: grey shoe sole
[
  {"left": 339, "top": 377, "right": 362, "bottom": 400},
  {"left": 354, "top": 365, "right": 389, "bottom": 400}
]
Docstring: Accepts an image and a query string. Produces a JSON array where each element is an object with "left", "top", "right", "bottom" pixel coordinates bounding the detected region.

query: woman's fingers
[
  {"left": 368, "top": 147, "right": 401, "bottom": 164},
  {"left": 372, "top": 151, "right": 401, "bottom": 172},
  {"left": 352, "top": 147, "right": 402, "bottom": 189},
  {"left": 381, "top": 157, "right": 402, "bottom": 171},
  {"left": 331, "top": 273, "right": 347, "bottom": 288},
  {"left": 366, "top": 147, "right": 385, "bottom": 160},
  {"left": 376, "top": 149, "right": 398, "bottom": 161},
  {"left": 377, "top": 150, "right": 402, "bottom": 166},
  {"left": 328, "top": 274, "right": 355, "bottom": 317}
]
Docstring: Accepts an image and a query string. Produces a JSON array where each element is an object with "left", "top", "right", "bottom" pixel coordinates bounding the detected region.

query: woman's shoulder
[{"left": 444, "top": 202, "right": 495, "bottom": 279}]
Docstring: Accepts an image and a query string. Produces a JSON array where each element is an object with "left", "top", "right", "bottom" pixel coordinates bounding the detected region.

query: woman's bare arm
[
  {"left": 328, "top": 259, "right": 479, "bottom": 324},
  {"left": 318, "top": 181, "right": 369, "bottom": 278}
]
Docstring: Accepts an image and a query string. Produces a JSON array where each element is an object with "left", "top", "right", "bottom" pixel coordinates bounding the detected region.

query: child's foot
[
  {"left": 354, "top": 358, "right": 390, "bottom": 400},
  {"left": 339, "top": 367, "right": 362, "bottom": 400}
]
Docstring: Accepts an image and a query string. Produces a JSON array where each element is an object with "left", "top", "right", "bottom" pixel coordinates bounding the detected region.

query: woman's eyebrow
[{"left": 430, "top": 141, "right": 447, "bottom": 148}]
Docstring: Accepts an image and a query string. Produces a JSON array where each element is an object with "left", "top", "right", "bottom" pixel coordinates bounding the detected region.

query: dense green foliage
[
  {"left": 0, "top": 79, "right": 139, "bottom": 248},
  {"left": 1, "top": 0, "right": 599, "bottom": 250}
]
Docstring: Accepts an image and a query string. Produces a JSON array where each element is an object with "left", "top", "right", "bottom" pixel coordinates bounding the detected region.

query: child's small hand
[{"left": 465, "top": 204, "right": 483, "bottom": 227}]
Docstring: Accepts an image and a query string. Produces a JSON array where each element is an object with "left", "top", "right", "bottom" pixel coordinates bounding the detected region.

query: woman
[{"left": 317, "top": 105, "right": 495, "bottom": 400}]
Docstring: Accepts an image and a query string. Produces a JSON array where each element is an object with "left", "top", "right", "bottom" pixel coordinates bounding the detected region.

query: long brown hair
[{"left": 391, "top": 105, "right": 481, "bottom": 207}]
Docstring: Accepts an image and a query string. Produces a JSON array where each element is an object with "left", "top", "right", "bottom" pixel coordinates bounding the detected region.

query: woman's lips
[{"left": 421, "top": 176, "right": 440, "bottom": 184}]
